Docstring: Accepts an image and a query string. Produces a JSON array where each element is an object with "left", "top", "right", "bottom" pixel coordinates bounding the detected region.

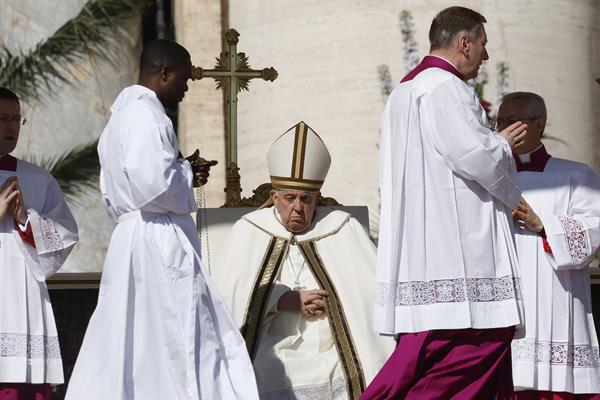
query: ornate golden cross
[{"left": 192, "top": 28, "right": 278, "bottom": 207}]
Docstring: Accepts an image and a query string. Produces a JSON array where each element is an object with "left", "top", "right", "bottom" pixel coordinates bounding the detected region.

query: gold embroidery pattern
[
  {"left": 292, "top": 122, "right": 308, "bottom": 179},
  {"left": 298, "top": 241, "right": 365, "bottom": 399},
  {"left": 241, "top": 237, "right": 288, "bottom": 359}
]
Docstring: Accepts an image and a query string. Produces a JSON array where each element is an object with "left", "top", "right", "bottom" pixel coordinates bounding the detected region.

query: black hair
[
  {"left": 139, "top": 39, "right": 190, "bottom": 79},
  {"left": 0, "top": 87, "right": 20, "bottom": 105}
]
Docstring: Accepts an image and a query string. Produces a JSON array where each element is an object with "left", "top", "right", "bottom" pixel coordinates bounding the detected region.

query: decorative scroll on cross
[{"left": 191, "top": 28, "right": 278, "bottom": 207}]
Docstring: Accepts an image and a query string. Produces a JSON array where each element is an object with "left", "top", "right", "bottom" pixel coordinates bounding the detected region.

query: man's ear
[
  {"left": 458, "top": 35, "right": 470, "bottom": 57},
  {"left": 159, "top": 65, "right": 170, "bottom": 82},
  {"left": 537, "top": 116, "right": 548, "bottom": 137}
]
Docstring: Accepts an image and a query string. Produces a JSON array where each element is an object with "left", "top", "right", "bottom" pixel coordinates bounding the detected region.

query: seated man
[
  {"left": 0, "top": 87, "right": 78, "bottom": 399},
  {"left": 214, "top": 121, "right": 394, "bottom": 400},
  {"left": 498, "top": 92, "right": 600, "bottom": 399}
]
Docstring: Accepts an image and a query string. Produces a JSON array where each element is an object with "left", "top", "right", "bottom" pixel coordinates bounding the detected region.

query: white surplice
[
  {"left": 214, "top": 207, "right": 395, "bottom": 400},
  {"left": 65, "top": 85, "right": 258, "bottom": 400},
  {"left": 375, "top": 67, "right": 523, "bottom": 334},
  {"left": 512, "top": 155, "right": 600, "bottom": 394},
  {"left": 0, "top": 159, "right": 78, "bottom": 384}
]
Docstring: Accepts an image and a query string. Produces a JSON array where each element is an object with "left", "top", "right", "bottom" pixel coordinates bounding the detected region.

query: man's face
[
  {"left": 0, "top": 99, "right": 21, "bottom": 155},
  {"left": 463, "top": 25, "right": 489, "bottom": 80},
  {"left": 159, "top": 57, "right": 192, "bottom": 109},
  {"left": 271, "top": 189, "right": 319, "bottom": 234},
  {"left": 497, "top": 98, "right": 546, "bottom": 154}
]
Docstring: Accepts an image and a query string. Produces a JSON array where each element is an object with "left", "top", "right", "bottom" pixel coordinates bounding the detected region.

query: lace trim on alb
[
  {"left": 0, "top": 333, "right": 61, "bottom": 359},
  {"left": 261, "top": 375, "right": 347, "bottom": 400},
  {"left": 39, "top": 216, "right": 68, "bottom": 271},
  {"left": 512, "top": 339, "right": 600, "bottom": 368},
  {"left": 375, "top": 275, "right": 520, "bottom": 306},
  {"left": 559, "top": 216, "right": 589, "bottom": 264}
]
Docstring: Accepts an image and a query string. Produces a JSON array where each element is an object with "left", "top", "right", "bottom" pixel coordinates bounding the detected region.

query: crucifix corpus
[{"left": 191, "top": 28, "right": 278, "bottom": 207}]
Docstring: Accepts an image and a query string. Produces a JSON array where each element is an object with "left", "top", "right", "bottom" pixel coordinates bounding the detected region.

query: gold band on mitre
[
  {"left": 267, "top": 121, "right": 331, "bottom": 194},
  {"left": 270, "top": 176, "right": 324, "bottom": 191}
]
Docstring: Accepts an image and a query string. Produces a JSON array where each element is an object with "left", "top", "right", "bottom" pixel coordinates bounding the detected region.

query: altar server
[
  {"left": 499, "top": 92, "right": 600, "bottom": 400},
  {"left": 0, "top": 87, "right": 78, "bottom": 400},
  {"left": 66, "top": 40, "right": 258, "bottom": 400},
  {"left": 363, "top": 6, "right": 530, "bottom": 399}
]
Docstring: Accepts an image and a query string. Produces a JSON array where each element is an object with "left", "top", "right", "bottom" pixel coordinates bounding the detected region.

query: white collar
[{"left": 517, "top": 144, "right": 543, "bottom": 163}]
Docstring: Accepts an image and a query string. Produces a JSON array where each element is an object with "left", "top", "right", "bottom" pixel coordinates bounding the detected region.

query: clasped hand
[
  {"left": 278, "top": 289, "right": 329, "bottom": 318},
  {"left": 0, "top": 177, "right": 27, "bottom": 224}
]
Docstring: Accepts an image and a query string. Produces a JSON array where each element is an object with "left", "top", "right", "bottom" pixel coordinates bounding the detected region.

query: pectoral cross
[{"left": 191, "top": 28, "right": 278, "bottom": 207}]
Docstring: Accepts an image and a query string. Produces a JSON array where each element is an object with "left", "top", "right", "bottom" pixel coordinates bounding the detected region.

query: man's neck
[{"left": 429, "top": 50, "right": 464, "bottom": 78}]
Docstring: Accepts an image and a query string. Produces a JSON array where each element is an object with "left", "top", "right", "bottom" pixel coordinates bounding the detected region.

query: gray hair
[
  {"left": 429, "top": 6, "right": 487, "bottom": 51},
  {"left": 501, "top": 92, "right": 547, "bottom": 118}
]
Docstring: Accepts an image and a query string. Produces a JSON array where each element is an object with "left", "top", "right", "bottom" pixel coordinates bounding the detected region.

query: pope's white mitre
[{"left": 267, "top": 121, "right": 331, "bottom": 191}]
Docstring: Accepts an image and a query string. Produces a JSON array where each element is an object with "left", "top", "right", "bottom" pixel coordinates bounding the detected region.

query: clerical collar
[
  {"left": 0, "top": 153, "right": 17, "bottom": 171},
  {"left": 401, "top": 55, "right": 464, "bottom": 82},
  {"left": 515, "top": 144, "right": 551, "bottom": 172}
]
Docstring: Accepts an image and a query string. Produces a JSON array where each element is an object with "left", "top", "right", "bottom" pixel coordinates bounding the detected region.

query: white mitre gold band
[{"left": 267, "top": 121, "right": 331, "bottom": 191}]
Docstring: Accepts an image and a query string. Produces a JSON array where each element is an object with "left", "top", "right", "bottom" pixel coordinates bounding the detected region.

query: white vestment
[
  {"left": 375, "top": 67, "right": 523, "bottom": 334},
  {"left": 66, "top": 85, "right": 258, "bottom": 400},
  {"left": 512, "top": 156, "right": 600, "bottom": 394},
  {"left": 214, "top": 207, "right": 395, "bottom": 400},
  {"left": 0, "top": 159, "right": 78, "bottom": 384}
]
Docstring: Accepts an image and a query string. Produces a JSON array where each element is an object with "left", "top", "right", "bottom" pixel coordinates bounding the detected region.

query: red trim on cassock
[
  {"left": 542, "top": 237, "right": 552, "bottom": 254},
  {"left": 15, "top": 220, "right": 36, "bottom": 248}
]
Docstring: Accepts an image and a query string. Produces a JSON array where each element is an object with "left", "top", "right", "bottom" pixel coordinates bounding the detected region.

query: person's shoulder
[
  {"left": 414, "top": 68, "right": 461, "bottom": 91},
  {"left": 112, "top": 85, "right": 167, "bottom": 126},
  {"left": 16, "top": 159, "right": 53, "bottom": 179},
  {"left": 548, "top": 157, "right": 595, "bottom": 178}
]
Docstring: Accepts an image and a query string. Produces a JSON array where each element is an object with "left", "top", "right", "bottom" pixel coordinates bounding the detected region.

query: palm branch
[
  {"left": 30, "top": 140, "right": 100, "bottom": 205},
  {"left": 0, "top": 0, "right": 146, "bottom": 103}
]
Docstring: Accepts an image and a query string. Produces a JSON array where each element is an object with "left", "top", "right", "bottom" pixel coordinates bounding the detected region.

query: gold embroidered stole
[
  {"left": 240, "top": 236, "right": 365, "bottom": 399},
  {"left": 298, "top": 241, "right": 366, "bottom": 399},
  {"left": 241, "top": 236, "right": 289, "bottom": 359}
]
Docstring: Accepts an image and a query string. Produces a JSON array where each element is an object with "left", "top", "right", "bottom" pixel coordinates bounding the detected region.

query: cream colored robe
[{"left": 214, "top": 207, "right": 394, "bottom": 400}]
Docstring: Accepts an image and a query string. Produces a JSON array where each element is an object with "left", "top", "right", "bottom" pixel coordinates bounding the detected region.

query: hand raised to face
[{"left": 496, "top": 121, "right": 528, "bottom": 151}]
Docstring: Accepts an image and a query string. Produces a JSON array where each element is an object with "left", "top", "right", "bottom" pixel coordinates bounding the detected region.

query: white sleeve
[
  {"left": 17, "top": 176, "right": 79, "bottom": 281},
  {"left": 425, "top": 79, "right": 521, "bottom": 209},
  {"left": 543, "top": 167, "right": 600, "bottom": 270},
  {"left": 123, "top": 120, "right": 195, "bottom": 214}
]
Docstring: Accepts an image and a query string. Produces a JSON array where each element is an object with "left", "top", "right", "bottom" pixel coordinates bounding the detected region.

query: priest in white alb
[
  {"left": 66, "top": 40, "right": 258, "bottom": 399},
  {"left": 497, "top": 92, "right": 600, "bottom": 400},
  {"left": 0, "top": 87, "right": 78, "bottom": 400},
  {"left": 362, "top": 6, "right": 532, "bottom": 400},
  {"left": 214, "top": 121, "right": 394, "bottom": 400}
]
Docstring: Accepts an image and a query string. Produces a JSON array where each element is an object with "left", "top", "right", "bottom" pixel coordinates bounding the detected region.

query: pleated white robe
[
  {"left": 374, "top": 67, "right": 523, "bottom": 334},
  {"left": 512, "top": 157, "right": 600, "bottom": 394},
  {"left": 0, "top": 159, "right": 78, "bottom": 384},
  {"left": 66, "top": 85, "right": 258, "bottom": 400},
  {"left": 214, "top": 207, "right": 395, "bottom": 400}
]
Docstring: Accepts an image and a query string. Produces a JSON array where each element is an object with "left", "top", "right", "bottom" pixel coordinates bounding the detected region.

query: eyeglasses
[
  {"left": 0, "top": 115, "right": 27, "bottom": 126},
  {"left": 491, "top": 116, "right": 541, "bottom": 131}
]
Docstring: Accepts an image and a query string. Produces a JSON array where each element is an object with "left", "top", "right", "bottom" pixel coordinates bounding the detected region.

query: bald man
[{"left": 66, "top": 40, "right": 258, "bottom": 400}]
